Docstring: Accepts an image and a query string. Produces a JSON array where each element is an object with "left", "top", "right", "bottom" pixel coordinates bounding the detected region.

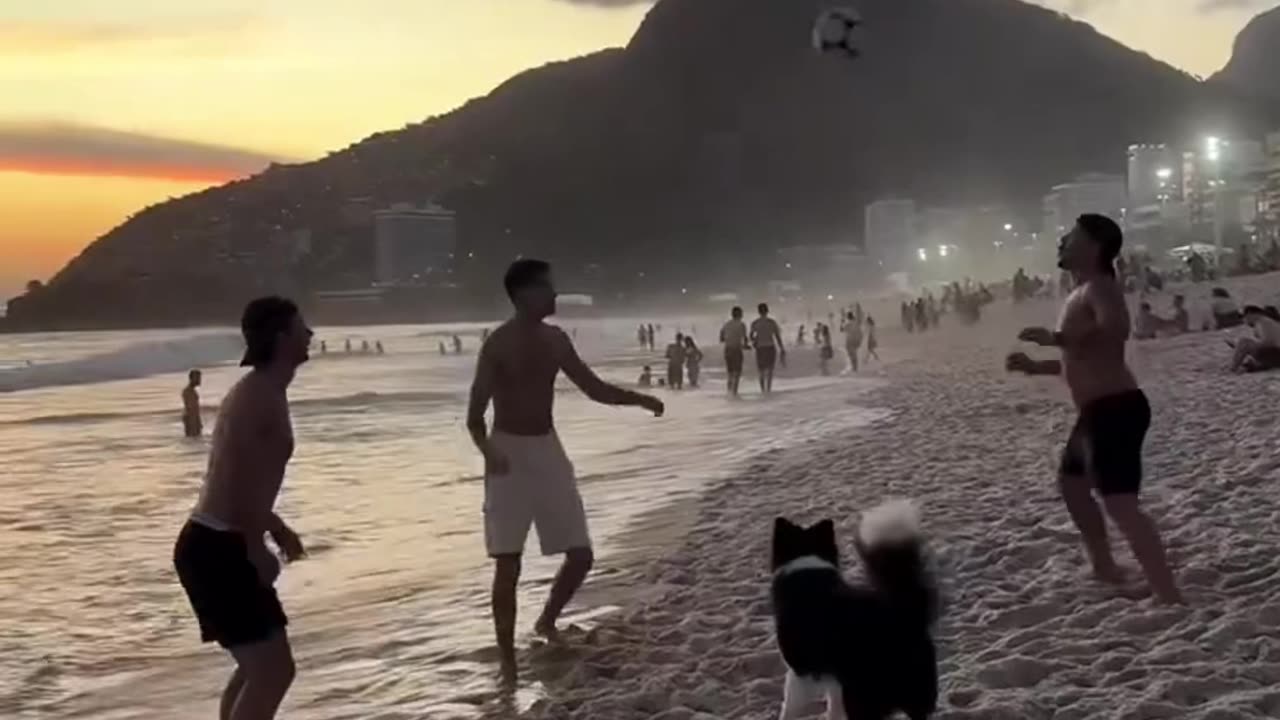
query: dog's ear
[
  {"left": 774, "top": 517, "right": 799, "bottom": 538},
  {"left": 810, "top": 518, "right": 835, "bottom": 538}
]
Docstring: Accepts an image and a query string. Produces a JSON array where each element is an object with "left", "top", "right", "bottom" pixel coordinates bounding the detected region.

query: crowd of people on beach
[{"left": 164, "top": 213, "right": 1280, "bottom": 719}]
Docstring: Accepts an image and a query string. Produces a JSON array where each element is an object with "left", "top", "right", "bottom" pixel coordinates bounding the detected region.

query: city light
[
  {"left": 1003, "top": 223, "right": 1013, "bottom": 232},
  {"left": 1206, "top": 136, "right": 1221, "bottom": 162},
  {"left": 1156, "top": 167, "right": 1172, "bottom": 181},
  {"left": 826, "top": 294, "right": 834, "bottom": 301},
  {"left": 938, "top": 244, "right": 949, "bottom": 258},
  {"left": 917, "top": 248, "right": 928, "bottom": 262}
]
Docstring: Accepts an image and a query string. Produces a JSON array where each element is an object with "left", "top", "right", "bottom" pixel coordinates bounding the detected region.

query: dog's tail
[{"left": 856, "top": 499, "right": 939, "bottom": 625}]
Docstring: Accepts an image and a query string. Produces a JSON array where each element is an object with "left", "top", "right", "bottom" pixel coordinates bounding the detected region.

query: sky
[{"left": 1, "top": 0, "right": 1276, "bottom": 300}]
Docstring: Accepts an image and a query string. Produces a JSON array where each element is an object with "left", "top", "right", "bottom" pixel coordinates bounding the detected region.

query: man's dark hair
[
  {"left": 503, "top": 259, "right": 551, "bottom": 300},
  {"left": 1212, "top": 287, "right": 1230, "bottom": 299},
  {"left": 1243, "top": 305, "right": 1264, "bottom": 316},
  {"left": 758, "top": 303, "right": 769, "bottom": 315},
  {"left": 240, "top": 296, "right": 299, "bottom": 368},
  {"left": 188, "top": 369, "right": 201, "bottom": 382},
  {"left": 731, "top": 306, "right": 743, "bottom": 318},
  {"left": 1076, "top": 214, "right": 1123, "bottom": 274}
]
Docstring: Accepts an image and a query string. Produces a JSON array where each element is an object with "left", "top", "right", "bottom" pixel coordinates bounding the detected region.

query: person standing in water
[
  {"left": 683, "top": 335, "right": 704, "bottom": 388},
  {"left": 720, "top": 306, "right": 748, "bottom": 396},
  {"left": 864, "top": 316, "right": 880, "bottom": 363},
  {"left": 818, "top": 323, "right": 834, "bottom": 375},
  {"left": 1007, "top": 215, "right": 1182, "bottom": 605},
  {"left": 467, "top": 259, "right": 664, "bottom": 682},
  {"left": 750, "top": 303, "right": 785, "bottom": 394},
  {"left": 842, "top": 310, "right": 862, "bottom": 373},
  {"left": 173, "top": 297, "right": 312, "bottom": 720},
  {"left": 182, "top": 369, "right": 203, "bottom": 438},
  {"left": 665, "top": 333, "right": 687, "bottom": 390}
]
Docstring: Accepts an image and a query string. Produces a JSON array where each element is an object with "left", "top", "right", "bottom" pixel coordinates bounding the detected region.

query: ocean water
[{"left": 0, "top": 318, "right": 885, "bottom": 719}]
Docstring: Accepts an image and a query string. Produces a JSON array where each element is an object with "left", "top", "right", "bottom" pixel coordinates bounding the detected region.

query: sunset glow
[{"left": 0, "top": 0, "right": 1266, "bottom": 300}]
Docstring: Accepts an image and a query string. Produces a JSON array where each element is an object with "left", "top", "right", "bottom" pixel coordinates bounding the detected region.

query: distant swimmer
[
  {"left": 720, "top": 306, "right": 748, "bottom": 396},
  {"left": 797, "top": 325, "right": 807, "bottom": 346},
  {"left": 818, "top": 323, "right": 834, "bottom": 375},
  {"left": 182, "top": 369, "right": 203, "bottom": 438},
  {"left": 453, "top": 335, "right": 463, "bottom": 355},
  {"left": 683, "top": 335, "right": 703, "bottom": 388},
  {"left": 439, "top": 341, "right": 448, "bottom": 356},
  {"left": 173, "top": 297, "right": 312, "bottom": 720},
  {"left": 638, "top": 324, "right": 647, "bottom": 349},
  {"left": 1007, "top": 215, "right": 1182, "bottom": 605},
  {"left": 319, "top": 340, "right": 327, "bottom": 354},
  {"left": 467, "top": 259, "right": 663, "bottom": 682},
  {"left": 375, "top": 341, "right": 385, "bottom": 355},
  {"left": 344, "top": 338, "right": 352, "bottom": 354},
  {"left": 361, "top": 340, "right": 370, "bottom": 354},
  {"left": 665, "top": 333, "right": 687, "bottom": 390},
  {"left": 750, "top": 303, "right": 786, "bottom": 395},
  {"left": 646, "top": 324, "right": 656, "bottom": 351}
]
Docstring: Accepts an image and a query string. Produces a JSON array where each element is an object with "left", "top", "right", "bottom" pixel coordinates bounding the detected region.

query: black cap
[{"left": 240, "top": 296, "right": 298, "bottom": 368}]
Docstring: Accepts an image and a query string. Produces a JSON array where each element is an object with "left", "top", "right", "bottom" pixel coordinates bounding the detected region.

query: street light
[
  {"left": 917, "top": 248, "right": 928, "bottom": 262},
  {"left": 1003, "top": 223, "right": 1013, "bottom": 232}
]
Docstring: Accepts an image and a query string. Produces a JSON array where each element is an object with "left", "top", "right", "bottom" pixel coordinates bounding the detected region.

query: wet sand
[{"left": 499, "top": 274, "right": 1280, "bottom": 720}]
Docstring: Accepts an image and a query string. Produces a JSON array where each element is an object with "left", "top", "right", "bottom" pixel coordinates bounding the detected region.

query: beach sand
[{"left": 493, "top": 275, "right": 1280, "bottom": 720}]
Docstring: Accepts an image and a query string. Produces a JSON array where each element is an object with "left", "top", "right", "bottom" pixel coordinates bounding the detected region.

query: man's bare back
[
  {"left": 195, "top": 373, "right": 294, "bottom": 534},
  {"left": 480, "top": 320, "right": 567, "bottom": 437},
  {"left": 1055, "top": 278, "right": 1138, "bottom": 408}
]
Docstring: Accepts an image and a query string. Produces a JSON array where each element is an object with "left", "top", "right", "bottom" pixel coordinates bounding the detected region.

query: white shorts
[{"left": 483, "top": 432, "right": 591, "bottom": 557}]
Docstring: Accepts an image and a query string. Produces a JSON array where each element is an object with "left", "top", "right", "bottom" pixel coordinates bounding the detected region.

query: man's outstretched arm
[{"left": 557, "top": 331, "right": 663, "bottom": 413}]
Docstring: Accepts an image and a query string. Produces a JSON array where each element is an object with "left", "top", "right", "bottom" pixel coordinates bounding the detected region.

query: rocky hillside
[
  {"left": 7, "top": 0, "right": 1274, "bottom": 329},
  {"left": 1211, "top": 4, "right": 1280, "bottom": 101}
]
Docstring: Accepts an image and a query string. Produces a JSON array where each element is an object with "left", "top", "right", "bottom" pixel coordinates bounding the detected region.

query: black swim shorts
[
  {"left": 724, "top": 347, "right": 744, "bottom": 375},
  {"left": 173, "top": 520, "right": 288, "bottom": 648},
  {"left": 756, "top": 345, "right": 778, "bottom": 371},
  {"left": 1059, "top": 390, "right": 1150, "bottom": 495}
]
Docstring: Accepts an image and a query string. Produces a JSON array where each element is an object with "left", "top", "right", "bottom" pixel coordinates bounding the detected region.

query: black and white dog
[{"left": 771, "top": 500, "right": 940, "bottom": 720}]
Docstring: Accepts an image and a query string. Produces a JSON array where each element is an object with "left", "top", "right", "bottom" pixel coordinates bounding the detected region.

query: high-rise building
[
  {"left": 1042, "top": 174, "right": 1126, "bottom": 239},
  {"left": 1260, "top": 131, "right": 1280, "bottom": 241},
  {"left": 864, "top": 198, "right": 916, "bottom": 270},
  {"left": 373, "top": 203, "right": 457, "bottom": 285},
  {"left": 1127, "top": 144, "right": 1181, "bottom": 210}
]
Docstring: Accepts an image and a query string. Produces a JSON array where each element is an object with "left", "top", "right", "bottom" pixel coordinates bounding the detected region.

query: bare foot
[
  {"left": 1152, "top": 589, "right": 1187, "bottom": 606},
  {"left": 534, "top": 617, "right": 564, "bottom": 645},
  {"left": 1090, "top": 564, "right": 1129, "bottom": 585}
]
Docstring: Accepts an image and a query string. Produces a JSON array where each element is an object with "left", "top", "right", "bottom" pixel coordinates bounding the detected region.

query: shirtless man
[
  {"left": 750, "top": 303, "right": 786, "bottom": 395},
  {"left": 183, "top": 369, "right": 204, "bottom": 438},
  {"left": 173, "top": 297, "right": 312, "bottom": 720},
  {"left": 1006, "top": 215, "right": 1182, "bottom": 605},
  {"left": 467, "top": 259, "right": 664, "bottom": 681},
  {"left": 719, "top": 306, "right": 748, "bottom": 396}
]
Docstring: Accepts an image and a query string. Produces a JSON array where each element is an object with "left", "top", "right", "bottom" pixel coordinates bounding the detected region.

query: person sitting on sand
[
  {"left": 1211, "top": 288, "right": 1243, "bottom": 329},
  {"left": 1007, "top": 215, "right": 1183, "bottom": 605},
  {"left": 638, "top": 365, "right": 653, "bottom": 388},
  {"left": 467, "top": 259, "right": 663, "bottom": 681},
  {"left": 182, "top": 369, "right": 203, "bottom": 438},
  {"left": 683, "top": 336, "right": 704, "bottom": 388},
  {"left": 1169, "top": 295, "right": 1189, "bottom": 334},
  {"left": 1230, "top": 306, "right": 1280, "bottom": 373},
  {"left": 1133, "top": 302, "right": 1160, "bottom": 340},
  {"left": 665, "top": 333, "right": 687, "bottom": 390}
]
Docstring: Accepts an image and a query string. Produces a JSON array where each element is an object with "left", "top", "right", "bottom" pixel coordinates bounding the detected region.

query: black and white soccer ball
[{"left": 812, "top": 6, "right": 863, "bottom": 59}]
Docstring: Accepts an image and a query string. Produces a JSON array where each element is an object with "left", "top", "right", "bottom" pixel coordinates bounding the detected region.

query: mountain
[
  {"left": 7, "top": 0, "right": 1275, "bottom": 330},
  {"left": 1211, "top": 4, "right": 1280, "bottom": 101}
]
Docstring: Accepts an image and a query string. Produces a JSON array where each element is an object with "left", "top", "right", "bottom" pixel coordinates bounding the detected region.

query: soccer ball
[{"left": 812, "top": 6, "right": 863, "bottom": 59}]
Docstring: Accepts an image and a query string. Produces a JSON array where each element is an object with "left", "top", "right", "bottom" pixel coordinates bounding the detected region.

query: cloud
[
  {"left": 0, "top": 15, "right": 263, "bottom": 56},
  {"left": 1196, "top": 0, "right": 1276, "bottom": 11},
  {"left": 0, "top": 122, "right": 290, "bottom": 183}
]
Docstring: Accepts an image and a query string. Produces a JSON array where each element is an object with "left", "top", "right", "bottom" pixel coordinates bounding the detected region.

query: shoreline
[{"left": 491, "top": 281, "right": 1280, "bottom": 720}]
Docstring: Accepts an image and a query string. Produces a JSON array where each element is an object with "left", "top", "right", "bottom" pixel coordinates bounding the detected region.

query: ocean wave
[
  {"left": 0, "top": 333, "right": 243, "bottom": 394},
  {"left": 1, "top": 390, "right": 461, "bottom": 427}
]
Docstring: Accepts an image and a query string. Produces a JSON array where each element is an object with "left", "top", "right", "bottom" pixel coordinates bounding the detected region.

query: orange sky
[{"left": 0, "top": 0, "right": 1272, "bottom": 301}]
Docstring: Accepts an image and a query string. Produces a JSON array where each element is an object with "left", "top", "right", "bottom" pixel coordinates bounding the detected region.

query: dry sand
[{"left": 490, "top": 274, "right": 1280, "bottom": 720}]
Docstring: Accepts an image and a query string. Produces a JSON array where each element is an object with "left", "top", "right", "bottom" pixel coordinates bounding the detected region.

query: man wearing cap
[{"left": 173, "top": 296, "right": 313, "bottom": 720}]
